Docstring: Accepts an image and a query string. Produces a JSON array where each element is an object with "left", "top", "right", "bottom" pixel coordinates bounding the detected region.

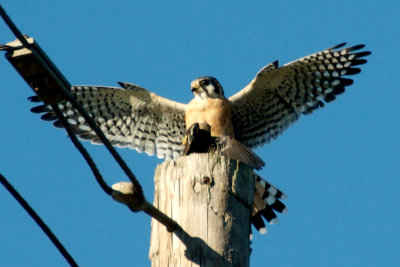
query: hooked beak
[{"left": 190, "top": 79, "right": 200, "bottom": 92}]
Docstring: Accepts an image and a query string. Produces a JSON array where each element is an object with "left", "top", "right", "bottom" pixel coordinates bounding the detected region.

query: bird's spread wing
[
  {"left": 30, "top": 82, "right": 187, "bottom": 159},
  {"left": 229, "top": 43, "right": 371, "bottom": 148}
]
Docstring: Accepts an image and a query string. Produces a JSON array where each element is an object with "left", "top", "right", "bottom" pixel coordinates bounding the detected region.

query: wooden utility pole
[{"left": 149, "top": 153, "right": 254, "bottom": 267}]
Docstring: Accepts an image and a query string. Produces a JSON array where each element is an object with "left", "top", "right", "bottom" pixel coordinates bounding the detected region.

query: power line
[{"left": 0, "top": 173, "right": 79, "bottom": 267}]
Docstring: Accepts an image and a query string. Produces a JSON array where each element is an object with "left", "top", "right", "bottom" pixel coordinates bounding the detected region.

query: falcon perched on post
[{"left": 30, "top": 43, "right": 370, "bottom": 234}]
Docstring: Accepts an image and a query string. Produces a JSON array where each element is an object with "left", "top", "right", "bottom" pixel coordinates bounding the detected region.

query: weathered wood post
[{"left": 149, "top": 153, "right": 254, "bottom": 267}]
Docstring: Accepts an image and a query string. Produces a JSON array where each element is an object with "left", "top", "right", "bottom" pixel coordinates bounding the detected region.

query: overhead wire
[
  {"left": 0, "top": 173, "right": 79, "bottom": 267},
  {"left": 0, "top": 5, "right": 177, "bottom": 266}
]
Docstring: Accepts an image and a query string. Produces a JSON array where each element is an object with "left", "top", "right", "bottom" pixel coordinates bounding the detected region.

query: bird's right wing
[
  {"left": 229, "top": 43, "right": 370, "bottom": 148},
  {"left": 30, "top": 82, "right": 187, "bottom": 159}
]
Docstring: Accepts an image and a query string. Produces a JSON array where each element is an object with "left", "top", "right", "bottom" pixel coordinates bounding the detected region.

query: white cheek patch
[
  {"left": 205, "top": 84, "right": 215, "bottom": 93},
  {"left": 205, "top": 84, "right": 221, "bottom": 98}
]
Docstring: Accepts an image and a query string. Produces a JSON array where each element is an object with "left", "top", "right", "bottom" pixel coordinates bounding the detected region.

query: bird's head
[{"left": 190, "top": 76, "right": 225, "bottom": 100}]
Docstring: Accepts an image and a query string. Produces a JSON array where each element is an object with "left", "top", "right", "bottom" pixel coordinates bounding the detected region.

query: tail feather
[
  {"left": 251, "top": 213, "right": 267, "bottom": 234},
  {"left": 252, "top": 173, "right": 288, "bottom": 234}
]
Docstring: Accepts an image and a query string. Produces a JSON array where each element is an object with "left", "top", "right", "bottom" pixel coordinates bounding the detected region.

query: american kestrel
[{"left": 30, "top": 43, "right": 370, "bottom": 234}]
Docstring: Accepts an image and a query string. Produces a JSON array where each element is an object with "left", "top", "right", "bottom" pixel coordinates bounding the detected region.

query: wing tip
[
  {"left": 118, "top": 81, "right": 145, "bottom": 91},
  {"left": 117, "top": 81, "right": 127, "bottom": 88},
  {"left": 329, "top": 42, "right": 347, "bottom": 50},
  {"left": 330, "top": 43, "right": 371, "bottom": 56}
]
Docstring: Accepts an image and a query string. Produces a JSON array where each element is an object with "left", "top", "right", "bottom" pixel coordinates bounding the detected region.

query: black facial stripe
[{"left": 214, "top": 86, "right": 220, "bottom": 95}]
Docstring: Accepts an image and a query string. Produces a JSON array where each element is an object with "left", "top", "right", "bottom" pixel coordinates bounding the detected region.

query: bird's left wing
[
  {"left": 30, "top": 82, "right": 187, "bottom": 159},
  {"left": 229, "top": 43, "right": 370, "bottom": 148}
]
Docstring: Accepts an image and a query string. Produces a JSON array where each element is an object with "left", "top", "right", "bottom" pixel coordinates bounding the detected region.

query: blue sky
[{"left": 1, "top": 0, "right": 399, "bottom": 266}]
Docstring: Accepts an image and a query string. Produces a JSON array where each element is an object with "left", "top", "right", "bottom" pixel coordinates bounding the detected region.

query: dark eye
[{"left": 200, "top": 79, "right": 209, "bottom": 86}]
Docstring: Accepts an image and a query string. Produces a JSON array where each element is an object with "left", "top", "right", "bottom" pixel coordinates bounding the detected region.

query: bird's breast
[{"left": 185, "top": 98, "right": 234, "bottom": 137}]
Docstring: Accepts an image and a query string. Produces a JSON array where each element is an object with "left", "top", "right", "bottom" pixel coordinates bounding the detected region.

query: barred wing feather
[
  {"left": 31, "top": 82, "right": 187, "bottom": 160},
  {"left": 229, "top": 43, "right": 370, "bottom": 148}
]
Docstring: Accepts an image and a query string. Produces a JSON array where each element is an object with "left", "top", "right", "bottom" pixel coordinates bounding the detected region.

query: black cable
[
  {"left": 0, "top": 3, "right": 143, "bottom": 197},
  {"left": 0, "top": 4, "right": 30, "bottom": 47},
  {"left": 0, "top": 173, "right": 79, "bottom": 267},
  {"left": 51, "top": 103, "right": 112, "bottom": 195},
  {"left": 0, "top": 2, "right": 177, "bottom": 236}
]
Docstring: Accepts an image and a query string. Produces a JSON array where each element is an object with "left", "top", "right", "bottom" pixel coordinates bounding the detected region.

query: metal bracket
[{"left": 3, "top": 37, "right": 69, "bottom": 104}]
